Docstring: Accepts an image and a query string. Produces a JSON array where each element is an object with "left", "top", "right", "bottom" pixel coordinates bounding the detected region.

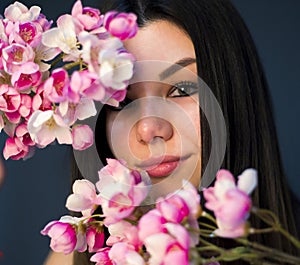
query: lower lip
[{"left": 146, "top": 161, "right": 179, "bottom": 178}]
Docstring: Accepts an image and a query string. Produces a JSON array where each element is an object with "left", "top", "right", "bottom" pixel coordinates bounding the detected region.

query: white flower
[
  {"left": 27, "top": 110, "right": 72, "bottom": 147},
  {"left": 42, "top": 14, "right": 82, "bottom": 61},
  {"left": 58, "top": 98, "right": 97, "bottom": 126},
  {"left": 4, "top": 1, "right": 41, "bottom": 22},
  {"left": 79, "top": 31, "right": 123, "bottom": 74},
  {"left": 66, "top": 179, "right": 101, "bottom": 216},
  {"left": 98, "top": 49, "right": 134, "bottom": 90},
  {"left": 33, "top": 42, "right": 61, "bottom": 72}
]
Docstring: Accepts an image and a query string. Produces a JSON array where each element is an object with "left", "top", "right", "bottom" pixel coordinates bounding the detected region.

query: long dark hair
[{"left": 73, "top": 0, "right": 299, "bottom": 263}]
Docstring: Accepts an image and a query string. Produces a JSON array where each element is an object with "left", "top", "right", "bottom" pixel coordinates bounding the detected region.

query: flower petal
[
  {"left": 237, "top": 168, "right": 257, "bottom": 195},
  {"left": 73, "top": 179, "right": 96, "bottom": 197}
]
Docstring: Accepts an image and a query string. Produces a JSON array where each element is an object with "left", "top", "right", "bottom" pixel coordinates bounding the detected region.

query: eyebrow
[{"left": 159, "top": 57, "right": 196, "bottom": 80}]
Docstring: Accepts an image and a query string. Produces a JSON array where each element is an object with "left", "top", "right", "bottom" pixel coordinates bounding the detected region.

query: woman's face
[{"left": 106, "top": 20, "right": 201, "bottom": 197}]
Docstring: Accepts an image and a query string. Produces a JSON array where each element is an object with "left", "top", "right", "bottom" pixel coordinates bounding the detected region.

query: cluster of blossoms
[
  {"left": 0, "top": 1, "right": 137, "bottom": 160},
  {"left": 41, "top": 159, "right": 259, "bottom": 265}
]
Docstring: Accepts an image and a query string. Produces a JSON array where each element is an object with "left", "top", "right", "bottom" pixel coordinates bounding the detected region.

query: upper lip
[{"left": 136, "top": 155, "right": 184, "bottom": 169}]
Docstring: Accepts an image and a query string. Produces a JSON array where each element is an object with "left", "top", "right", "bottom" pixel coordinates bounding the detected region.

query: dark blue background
[{"left": 0, "top": 1, "right": 299, "bottom": 265}]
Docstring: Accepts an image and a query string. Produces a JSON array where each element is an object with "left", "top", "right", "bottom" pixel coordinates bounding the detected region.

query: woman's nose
[{"left": 135, "top": 116, "right": 173, "bottom": 144}]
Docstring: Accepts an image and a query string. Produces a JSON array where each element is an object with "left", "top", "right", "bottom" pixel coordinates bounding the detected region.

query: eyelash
[
  {"left": 167, "top": 80, "right": 199, "bottom": 97},
  {"left": 106, "top": 80, "right": 198, "bottom": 111}
]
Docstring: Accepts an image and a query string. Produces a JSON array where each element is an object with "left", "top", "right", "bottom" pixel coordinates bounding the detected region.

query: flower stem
[
  {"left": 252, "top": 208, "right": 300, "bottom": 248},
  {"left": 236, "top": 238, "right": 300, "bottom": 264},
  {"left": 249, "top": 227, "right": 274, "bottom": 234},
  {"left": 50, "top": 53, "right": 64, "bottom": 68},
  {"left": 199, "top": 221, "right": 217, "bottom": 231},
  {"left": 251, "top": 208, "right": 279, "bottom": 226},
  {"left": 80, "top": 214, "right": 105, "bottom": 224},
  {"left": 87, "top": 220, "right": 104, "bottom": 226},
  {"left": 276, "top": 225, "right": 300, "bottom": 249},
  {"left": 63, "top": 61, "right": 81, "bottom": 71},
  {"left": 201, "top": 211, "right": 217, "bottom": 224}
]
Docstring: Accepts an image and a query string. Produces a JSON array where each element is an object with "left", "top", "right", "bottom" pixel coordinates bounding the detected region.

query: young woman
[{"left": 45, "top": 0, "right": 299, "bottom": 264}]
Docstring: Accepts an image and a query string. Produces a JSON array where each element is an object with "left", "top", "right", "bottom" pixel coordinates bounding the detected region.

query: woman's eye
[
  {"left": 167, "top": 81, "right": 199, "bottom": 97},
  {"left": 105, "top": 97, "right": 133, "bottom": 111}
]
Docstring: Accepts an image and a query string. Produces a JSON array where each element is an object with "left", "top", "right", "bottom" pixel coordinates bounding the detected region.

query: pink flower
[
  {"left": 107, "top": 221, "right": 141, "bottom": 249},
  {"left": 32, "top": 85, "right": 52, "bottom": 111},
  {"left": 0, "top": 85, "right": 21, "bottom": 113},
  {"left": 71, "top": 0, "right": 103, "bottom": 31},
  {"left": 90, "top": 248, "right": 113, "bottom": 265},
  {"left": 42, "top": 215, "right": 87, "bottom": 253},
  {"left": 109, "top": 242, "right": 145, "bottom": 265},
  {"left": 156, "top": 194, "right": 189, "bottom": 223},
  {"left": 71, "top": 124, "right": 94, "bottom": 150},
  {"left": 2, "top": 120, "right": 17, "bottom": 138},
  {"left": 71, "top": 70, "right": 105, "bottom": 102},
  {"left": 4, "top": 2, "right": 41, "bottom": 23},
  {"left": 19, "top": 94, "right": 32, "bottom": 119},
  {"left": 57, "top": 97, "right": 97, "bottom": 127},
  {"left": 65, "top": 179, "right": 101, "bottom": 216},
  {"left": 96, "top": 159, "right": 150, "bottom": 225},
  {"left": 102, "top": 193, "right": 135, "bottom": 226},
  {"left": 55, "top": 70, "right": 104, "bottom": 106},
  {"left": 103, "top": 11, "right": 138, "bottom": 40},
  {"left": 144, "top": 223, "right": 190, "bottom": 265},
  {"left": 2, "top": 43, "right": 35, "bottom": 74},
  {"left": 155, "top": 181, "right": 200, "bottom": 246},
  {"left": 138, "top": 209, "right": 167, "bottom": 242},
  {"left": 4, "top": 110, "right": 21, "bottom": 124},
  {"left": 86, "top": 226, "right": 105, "bottom": 253},
  {"left": 3, "top": 123, "right": 35, "bottom": 160},
  {"left": 41, "top": 221, "right": 76, "bottom": 254},
  {"left": 0, "top": 86, "right": 26, "bottom": 124},
  {"left": 104, "top": 86, "right": 127, "bottom": 107},
  {"left": 64, "top": 71, "right": 81, "bottom": 104},
  {"left": 203, "top": 169, "right": 257, "bottom": 238},
  {"left": 15, "top": 122, "right": 35, "bottom": 146},
  {"left": 43, "top": 68, "right": 69, "bottom": 103},
  {"left": 3, "top": 137, "right": 29, "bottom": 160},
  {"left": 40, "top": 214, "right": 89, "bottom": 255},
  {"left": 11, "top": 62, "right": 41, "bottom": 92},
  {"left": 175, "top": 180, "right": 201, "bottom": 219},
  {"left": 9, "top": 21, "right": 41, "bottom": 46},
  {"left": 35, "top": 13, "right": 52, "bottom": 31},
  {"left": 27, "top": 110, "right": 72, "bottom": 147}
]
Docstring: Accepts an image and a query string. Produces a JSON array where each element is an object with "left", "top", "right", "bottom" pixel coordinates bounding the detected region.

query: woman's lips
[
  {"left": 138, "top": 156, "right": 181, "bottom": 178},
  {"left": 146, "top": 160, "right": 179, "bottom": 177}
]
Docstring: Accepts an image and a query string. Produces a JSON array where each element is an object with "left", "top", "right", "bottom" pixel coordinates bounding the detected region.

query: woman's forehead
[{"left": 123, "top": 20, "right": 195, "bottom": 63}]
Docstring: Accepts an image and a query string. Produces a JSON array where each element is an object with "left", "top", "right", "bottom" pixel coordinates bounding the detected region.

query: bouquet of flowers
[
  {"left": 41, "top": 159, "right": 300, "bottom": 265},
  {"left": 0, "top": 0, "right": 136, "bottom": 160},
  {"left": 1, "top": 1, "right": 299, "bottom": 265}
]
